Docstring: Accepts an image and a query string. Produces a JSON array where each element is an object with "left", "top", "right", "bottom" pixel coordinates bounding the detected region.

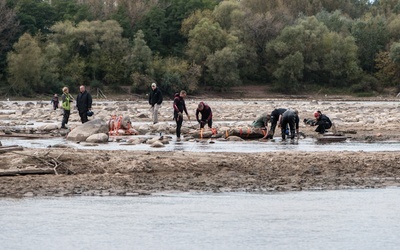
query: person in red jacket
[{"left": 196, "top": 102, "right": 212, "bottom": 129}]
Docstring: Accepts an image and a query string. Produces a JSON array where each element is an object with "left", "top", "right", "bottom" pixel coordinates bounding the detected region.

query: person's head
[
  {"left": 314, "top": 110, "right": 321, "bottom": 118},
  {"left": 62, "top": 87, "right": 69, "bottom": 93},
  {"left": 54, "top": 94, "right": 58, "bottom": 97},
  {"left": 266, "top": 114, "right": 271, "bottom": 122},
  {"left": 180, "top": 90, "right": 187, "bottom": 98},
  {"left": 198, "top": 102, "right": 204, "bottom": 111},
  {"left": 151, "top": 83, "right": 157, "bottom": 89},
  {"left": 79, "top": 85, "right": 85, "bottom": 93}
]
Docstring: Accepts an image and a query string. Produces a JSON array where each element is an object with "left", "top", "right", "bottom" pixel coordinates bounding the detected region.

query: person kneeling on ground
[
  {"left": 196, "top": 102, "right": 212, "bottom": 129},
  {"left": 304, "top": 111, "right": 332, "bottom": 134}
]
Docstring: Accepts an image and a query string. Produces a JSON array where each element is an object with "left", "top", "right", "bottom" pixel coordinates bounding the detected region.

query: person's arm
[
  {"left": 173, "top": 97, "right": 180, "bottom": 112},
  {"left": 183, "top": 102, "right": 190, "bottom": 119},
  {"left": 206, "top": 107, "right": 212, "bottom": 121},
  {"left": 157, "top": 90, "right": 163, "bottom": 105},
  {"left": 88, "top": 93, "right": 92, "bottom": 110},
  {"left": 196, "top": 109, "right": 200, "bottom": 123},
  {"left": 277, "top": 115, "right": 283, "bottom": 127}
]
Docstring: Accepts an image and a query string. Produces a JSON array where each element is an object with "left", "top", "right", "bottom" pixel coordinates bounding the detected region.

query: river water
[
  {"left": 1, "top": 136, "right": 400, "bottom": 152},
  {"left": 1, "top": 188, "right": 399, "bottom": 250}
]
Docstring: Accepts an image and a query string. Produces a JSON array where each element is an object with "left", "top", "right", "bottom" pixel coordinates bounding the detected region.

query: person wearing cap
[
  {"left": 148, "top": 82, "right": 163, "bottom": 124},
  {"left": 309, "top": 111, "right": 332, "bottom": 134},
  {"left": 279, "top": 109, "right": 299, "bottom": 140},
  {"left": 76, "top": 85, "right": 92, "bottom": 124},
  {"left": 196, "top": 102, "right": 213, "bottom": 129}
]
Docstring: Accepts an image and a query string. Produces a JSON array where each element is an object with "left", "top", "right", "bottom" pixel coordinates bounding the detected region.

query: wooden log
[
  {"left": 0, "top": 168, "right": 55, "bottom": 176},
  {"left": 0, "top": 146, "right": 23, "bottom": 154}
]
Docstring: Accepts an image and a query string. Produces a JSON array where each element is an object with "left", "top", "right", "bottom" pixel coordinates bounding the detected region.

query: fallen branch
[
  {"left": 0, "top": 146, "right": 23, "bottom": 154},
  {"left": 0, "top": 168, "right": 55, "bottom": 176}
]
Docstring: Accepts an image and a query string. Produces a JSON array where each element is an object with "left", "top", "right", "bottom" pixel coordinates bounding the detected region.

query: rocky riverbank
[{"left": 0, "top": 96, "right": 399, "bottom": 197}]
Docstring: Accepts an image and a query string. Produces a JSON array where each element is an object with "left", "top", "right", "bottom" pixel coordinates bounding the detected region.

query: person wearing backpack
[{"left": 61, "top": 87, "right": 74, "bottom": 129}]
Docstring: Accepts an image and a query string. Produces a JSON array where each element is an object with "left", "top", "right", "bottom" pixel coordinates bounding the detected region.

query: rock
[
  {"left": 151, "top": 141, "right": 164, "bottom": 147},
  {"left": 38, "top": 124, "right": 59, "bottom": 131},
  {"left": 86, "top": 133, "right": 109, "bottom": 143},
  {"left": 67, "top": 119, "right": 109, "bottom": 141}
]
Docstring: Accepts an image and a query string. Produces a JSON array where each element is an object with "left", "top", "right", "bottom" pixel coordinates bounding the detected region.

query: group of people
[
  {"left": 251, "top": 108, "right": 332, "bottom": 140},
  {"left": 149, "top": 84, "right": 213, "bottom": 141},
  {"left": 56, "top": 82, "right": 332, "bottom": 139},
  {"left": 54, "top": 85, "right": 92, "bottom": 129},
  {"left": 149, "top": 82, "right": 333, "bottom": 141}
]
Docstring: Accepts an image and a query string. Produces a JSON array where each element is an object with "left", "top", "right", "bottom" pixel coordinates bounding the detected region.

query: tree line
[{"left": 1, "top": 0, "right": 400, "bottom": 97}]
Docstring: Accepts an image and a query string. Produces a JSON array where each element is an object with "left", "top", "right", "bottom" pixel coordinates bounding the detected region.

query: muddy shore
[{"left": 0, "top": 94, "right": 400, "bottom": 197}]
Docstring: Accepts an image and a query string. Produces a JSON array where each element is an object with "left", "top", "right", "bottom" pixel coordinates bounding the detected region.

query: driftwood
[
  {"left": 0, "top": 151, "right": 74, "bottom": 176},
  {"left": 0, "top": 145, "right": 23, "bottom": 154},
  {"left": 0, "top": 168, "right": 55, "bottom": 176}
]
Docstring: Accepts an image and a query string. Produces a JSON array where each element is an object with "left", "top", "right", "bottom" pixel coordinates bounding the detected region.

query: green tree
[
  {"left": 273, "top": 51, "right": 304, "bottom": 93},
  {"left": 7, "top": 33, "right": 43, "bottom": 96},
  {"left": 15, "top": 0, "right": 57, "bottom": 35},
  {"left": 48, "top": 20, "right": 130, "bottom": 87},
  {"left": 0, "top": 0, "right": 20, "bottom": 83},
  {"left": 267, "top": 16, "right": 361, "bottom": 91},
  {"left": 205, "top": 47, "right": 241, "bottom": 90},
  {"left": 351, "top": 15, "right": 389, "bottom": 73}
]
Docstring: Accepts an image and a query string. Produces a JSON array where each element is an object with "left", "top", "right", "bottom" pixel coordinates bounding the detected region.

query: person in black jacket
[
  {"left": 196, "top": 102, "right": 212, "bottom": 129},
  {"left": 148, "top": 82, "right": 163, "bottom": 124},
  {"left": 173, "top": 90, "right": 190, "bottom": 141},
  {"left": 308, "top": 111, "right": 332, "bottom": 134},
  {"left": 76, "top": 85, "right": 92, "bottom": 123},
  {"left": 263, "top": 108, "right": 287, "bottom": 139}
]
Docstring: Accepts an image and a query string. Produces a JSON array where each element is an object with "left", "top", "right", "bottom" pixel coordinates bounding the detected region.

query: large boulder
[{"left": 67, "top": 119, "right": 109, "bottom": 141}]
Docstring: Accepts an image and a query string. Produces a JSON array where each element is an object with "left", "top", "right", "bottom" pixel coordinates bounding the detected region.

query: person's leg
[
  {"left": 289, "top": 117, "right": 295, "bottom": 139},
  {"left": 176, "top": 117, "right": 183, "bottom": 138},
  {"left": 61, "top": 110, "right": 70, "bottom": 128},
  {"left": 65, "top": 110, "right": 70, "bottom": 125},
  {"left": 153, "top": 104, "right": 160, "bottom": 124},
  {"left": 79, "top": 111, "right": 88, "bottom": 123},
  {"left": 281, "top": 120, "right": 287, "bottom": 140},
  {"left": 315, "top": 125, "right": 325, "bottom": 134},
  {"left": 207, "top": 119, "right": 212, "bottom": 128}
]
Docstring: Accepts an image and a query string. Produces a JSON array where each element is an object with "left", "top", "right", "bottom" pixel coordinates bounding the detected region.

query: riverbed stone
[
  {"left": 86, "top": 133, "right": 109, "bottom": 143},
  {"left": 67, "top": 119, "right": 109, "bottom": 142}
]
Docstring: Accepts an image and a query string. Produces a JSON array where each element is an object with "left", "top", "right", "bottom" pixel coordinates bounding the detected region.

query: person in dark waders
[
  {"left": 173, "top": 90, "right": 190, "bottom": 141},
  {"left": 262, "top": 108, "right": 287, "bottom": 139},
  {"left": 311, "top": 111, "right": 332, "bottom": 134},
  {"left": 279, "top": 109, "right": 299, "bottom": 140}
]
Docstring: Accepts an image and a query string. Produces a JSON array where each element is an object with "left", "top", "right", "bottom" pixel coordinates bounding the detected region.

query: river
[{"left": 1, "top": 188, "right": 399, "bottom": 250}]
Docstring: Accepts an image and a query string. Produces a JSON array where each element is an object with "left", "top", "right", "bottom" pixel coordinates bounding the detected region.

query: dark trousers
[
  {"left": 281, "top": 117, "right": 296, "bottom": 140},
  {"left": 79, "top": 110, "right": 88, "bottom": 123},
  {"left": 199, "top": 119, "right": 212, "bottom": 129},
  {"left": 62, "top": 110, "right": 70, "bottom": 127},
  {"left": 315, "top": 122, "right": 331, "bottom": 134},
  {"left": 176, "top": 116, "right": 183, "bottom": 138}
]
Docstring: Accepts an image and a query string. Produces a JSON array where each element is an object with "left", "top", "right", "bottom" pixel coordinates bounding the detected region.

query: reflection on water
[
  {"left": 1, "top": 189, "right": 399, "bottom": 250},
  {"left": 1, "top": 136, "right": 400, "bottom": 153}
]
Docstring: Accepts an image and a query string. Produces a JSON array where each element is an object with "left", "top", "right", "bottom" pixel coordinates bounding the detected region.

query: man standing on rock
[
  {"left": 173, "top": 90, "right": 190, "bottom": 141},
  {"left": 279, "top": 109, "right": 299, "bottom": 140},
  {"left": 196, "top": 102, "right": 212, "bottom": 129},
  {"left": 76, "top": 85, "right": 92, "bottom": 124},
  {"left": 148, "top": 82, "right": 163, "bottom": 124},
  {"left": 61, "top": 87, "right": 74, "bottom": 129}
]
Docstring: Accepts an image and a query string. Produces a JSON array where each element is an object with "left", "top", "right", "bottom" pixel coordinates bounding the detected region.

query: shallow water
[
  {"left": 1, "top": 135, "right": 400, "bottom": 153},
  {"left": 1, "top": 188, "right": 399, "bottom": 250}
]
